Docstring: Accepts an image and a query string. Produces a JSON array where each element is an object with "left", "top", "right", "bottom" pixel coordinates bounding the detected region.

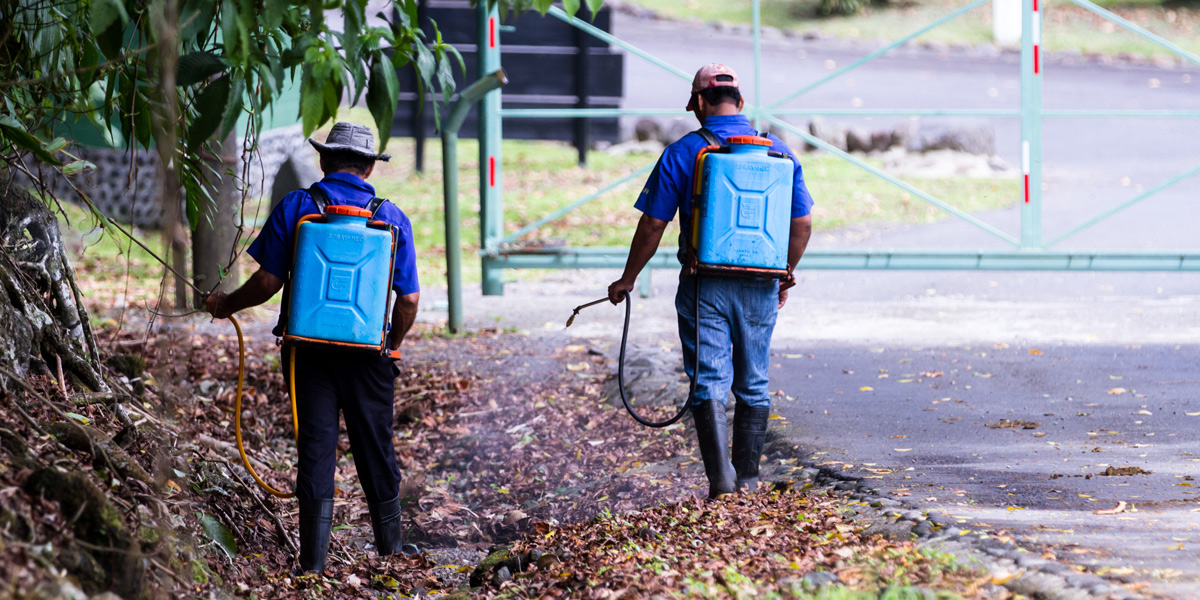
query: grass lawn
[
  {"left": 57, "top": 110, "right": 1017, "bottom": 313},
  {"left": 343, "top": 110, "right": 1017, "bottom": 287},
  {"left": 627, "top": 0, "right": 1200, "bottom": 60}
]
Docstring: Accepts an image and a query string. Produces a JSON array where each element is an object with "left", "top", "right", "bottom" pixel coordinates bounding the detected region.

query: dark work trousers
[{"left": 282, "top": 344, "right": 402, "bottom": 504}]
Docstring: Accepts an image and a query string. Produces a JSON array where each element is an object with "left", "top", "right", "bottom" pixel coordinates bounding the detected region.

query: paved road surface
[
  {"left": 612, "top": 13, "right": 1200, "bottom": 251},
  {"left": 427, "top": 11, "right": 1200, "bottom": 598}
]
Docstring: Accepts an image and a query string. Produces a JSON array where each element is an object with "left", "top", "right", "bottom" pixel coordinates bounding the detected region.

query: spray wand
[{"left": 564, "top": 297, "right": 609, "bottom": 328}]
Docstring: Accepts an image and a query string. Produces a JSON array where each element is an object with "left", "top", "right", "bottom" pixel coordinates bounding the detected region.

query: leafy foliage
[{"left": 0, "top": 0, "right": 602, "bottom": 229}]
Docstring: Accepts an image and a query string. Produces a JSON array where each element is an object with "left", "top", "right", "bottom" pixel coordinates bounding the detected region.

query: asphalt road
[
  {"left": 612, "top": 13, "right": 1200, "bottom": 251},
  {"left": 769, "top": 341, "right": 1200, "bottom": 598}
]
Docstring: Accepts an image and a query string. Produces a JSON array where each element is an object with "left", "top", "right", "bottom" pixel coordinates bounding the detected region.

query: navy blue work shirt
[
  {"left": 248, "top": 172, "right": 420, "bottom": 296},
  {"left": 633, "top": 114, "right": 814, "bottom": 263}
]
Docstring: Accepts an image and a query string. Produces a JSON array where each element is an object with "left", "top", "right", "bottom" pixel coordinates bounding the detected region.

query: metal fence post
[
  {"left": 479, "top": 2, "right": 505, "bottom": 295},
  {"left": 752, "top": 0, "right": 763, "bottom": 131},
  {"left": 1020, "top": 0, "right": 1044, "bottom": 249}
]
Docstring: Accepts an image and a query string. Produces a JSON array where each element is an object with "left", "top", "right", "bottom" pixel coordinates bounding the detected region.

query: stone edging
[{"left": 766, "top": 434, "right": 1151, "bottom": 600}]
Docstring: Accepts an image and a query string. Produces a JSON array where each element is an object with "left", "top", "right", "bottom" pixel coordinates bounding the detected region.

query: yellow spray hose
[{"left": 229, "top": 315, "right": 299, "bottom": 499}]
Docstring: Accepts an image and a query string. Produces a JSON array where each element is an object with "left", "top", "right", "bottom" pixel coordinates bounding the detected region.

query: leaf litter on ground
[{"left": 8, "top": 256, "right": 1003, "bottom": 598}]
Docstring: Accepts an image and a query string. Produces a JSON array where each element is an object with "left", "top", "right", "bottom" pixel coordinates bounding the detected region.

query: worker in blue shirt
[
  {"left": 608, "top": 64, "right": 813, "bottom": 499},
  {"left": 204, "top": 122, "right": 420, "bottom": 573}
]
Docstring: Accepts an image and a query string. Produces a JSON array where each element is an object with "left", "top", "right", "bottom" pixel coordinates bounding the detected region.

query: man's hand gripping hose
[
  {"left": 566, "top": 282, "right": 701, "bottom": 428},
  {"left": 202, "top": 290, "right": 299, "bottom": 498},
  {"left": 89, "top": 215, "right": 301, "bottom": 499}
]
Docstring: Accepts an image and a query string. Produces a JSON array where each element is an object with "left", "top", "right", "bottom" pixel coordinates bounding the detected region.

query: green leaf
[
  {"left": 299, "top": 71, "right": 324, "bottom": 137},
  {"left": 435, "top": 53, "right": 456, "bottom": 103},
  {"left": 188, "top": 76, "right": 232, "bottom": 149},
  {"left": 62, "top": 160, "right": 96, "bottom": 176},
  {"left": 90, "top": 0, "right": 129, "bottom": 41},
  {"left": 79, "top": 42, "right": 102, "bottom": 89},
  {"left": 177, "top": 52, "right": 228, "bottom": 87},
  {"left": 186, "top": 186, "right": 201, "bottom": 230},
  {"left": 586, "top": 0, "right": 605, "bottom": 16},
  {"left": 373, "top": 575, "right": 399, "bottom": 589},
  {"left": 181, "top": 0, "right": 218, "bottom": 44},
  {"left": 366, "top": 57, "right": 399, "bottom": 151},
  {"left": 533, "top": 0, "right": 554, "bottom": 14},
  {"left": 343, "top": 0, "right": 363, "bottom": 63},
  {"left": 199, "top": 513, "right": 238, "bottom": 557},
  {"left": 65, "top": 412, "right": 91, "bottom": 425},
  {"left": 221, "top": 0, "right": 240, "bottom": 64},
  {"left": 131, "top": 85, "right": 154, "bottom": 148},
  {"left": 446, "top": 45, "right": 467, "bottom": 75},
  {"left": 263, "top": 0, "right": 285, "bottom": 30},
  {"left": 562, "top": 0, "right": 580, "bottom": 16},
  {"left": 220, "top": 77, "right": 245, "bottom": 139},
  {"left": 44, "top": 137, "right": 68, "bottom": 154},
  {"left": 0, "top": 116, "right": 63, "bottom": 166},
  {"left": 400, "top": 0, "right": 418, "bottom": 26}
]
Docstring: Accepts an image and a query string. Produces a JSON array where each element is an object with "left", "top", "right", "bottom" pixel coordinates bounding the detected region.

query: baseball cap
[{"left": 686, "top": 63, "right": 740, "bottom": 111}]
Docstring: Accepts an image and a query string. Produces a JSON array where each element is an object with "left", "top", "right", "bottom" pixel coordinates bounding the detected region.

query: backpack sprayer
[
  {"left": 102, "top": 189, "right": 399, "bottom": 499},
  {"left": 568, "top": 132, "right": 795, "bottom": 428},
  {"left": 241, "top": 187, "right": 400, "bottom": 498}
]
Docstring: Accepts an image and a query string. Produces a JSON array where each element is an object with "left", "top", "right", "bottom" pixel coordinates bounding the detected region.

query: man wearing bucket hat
[
  {"left": 204, "top": 122, "right": 421, "bottom": 573},
  {"left": 608, "top": 64, "right": 813, "bottom": 499}
]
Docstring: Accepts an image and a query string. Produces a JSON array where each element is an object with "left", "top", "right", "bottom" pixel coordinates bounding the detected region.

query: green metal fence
[{"left": 467, "top": 0, "right": 1200, "bottom": 302}]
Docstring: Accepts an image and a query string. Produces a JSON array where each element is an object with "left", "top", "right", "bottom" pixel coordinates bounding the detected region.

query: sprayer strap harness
[{"left": 307, "top": 184, "right": 390, "bottom": 216}]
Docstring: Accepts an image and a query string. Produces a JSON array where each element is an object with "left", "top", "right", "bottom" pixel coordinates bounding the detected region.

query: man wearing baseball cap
[
  {"left": 205, "top": 122, "right": 420, "bottom": 573},
  {"left": 608, "top": 64, "right": 813, "bottom": 499}
]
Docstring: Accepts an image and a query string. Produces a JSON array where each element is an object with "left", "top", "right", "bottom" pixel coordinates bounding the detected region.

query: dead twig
[
  {"left": 55, "top": 354, "right": 68, "bottom": 400},
  {"left": 197, "top": 433, "right": 274, "bottom": 475},
  {"left": 208, "top": 457, "right": 297, "bottom": 555}
]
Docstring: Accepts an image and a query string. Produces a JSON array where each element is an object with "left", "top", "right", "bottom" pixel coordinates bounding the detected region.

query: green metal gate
[{"left": 466, "top": 0, "right": 1200, "bottom": 302}]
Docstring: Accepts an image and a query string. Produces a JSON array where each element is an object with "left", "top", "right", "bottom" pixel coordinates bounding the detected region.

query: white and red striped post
[
  {"left": 480, "top": 4, "right": 505, "bottom": 295},
  {"left": 1020, "top": 0, "right": 1044, "bottom": 247}
]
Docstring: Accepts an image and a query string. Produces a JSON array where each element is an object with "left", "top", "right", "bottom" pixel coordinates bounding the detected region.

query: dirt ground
[{"left": 0, "top": 301, "right": 1010, "bottom": 599}]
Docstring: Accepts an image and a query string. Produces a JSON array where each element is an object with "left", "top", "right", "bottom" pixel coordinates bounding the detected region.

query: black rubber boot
[
  {"left": 368, "top": 496, "right": 406, "bottom": 556},
  {"left": 732, "top": 404, "right": 771, "bottom": 493},
  {"left": 295, "top": 498, "right": 333, "bottom": 575},
  {"left": 691, "top": 398, "right": 736, "bottom": 499}
]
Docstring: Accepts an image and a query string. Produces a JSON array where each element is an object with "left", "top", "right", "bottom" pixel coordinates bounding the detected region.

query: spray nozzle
[{"left": 564, "top": 296, "right": 610, "bottom": 328}]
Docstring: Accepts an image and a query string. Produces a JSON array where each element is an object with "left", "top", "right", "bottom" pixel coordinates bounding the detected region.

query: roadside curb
[{"left": 762, "top": 430, "right": 1153, "bottom": 600}]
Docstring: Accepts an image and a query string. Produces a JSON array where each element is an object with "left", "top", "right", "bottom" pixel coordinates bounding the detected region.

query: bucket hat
[{"left": 308, "top": 122, "right": 391, "bottom": 162}]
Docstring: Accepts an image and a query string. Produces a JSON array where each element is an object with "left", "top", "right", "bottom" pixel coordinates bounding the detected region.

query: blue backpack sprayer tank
[
  {"left": 230, "top": 192, "right": 400, "bottom": 498},
  {"left": 568, "top": 132, "right": 795, "bottom": 427}
]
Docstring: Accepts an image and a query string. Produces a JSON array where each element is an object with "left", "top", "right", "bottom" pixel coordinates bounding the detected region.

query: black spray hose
[{"left": 570, "top": 277, "right": 702, "bottom": 428}]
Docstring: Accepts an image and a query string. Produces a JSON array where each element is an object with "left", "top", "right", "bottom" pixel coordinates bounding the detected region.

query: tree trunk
[
  {"left": 0, "top": 185, "right": 106, "bottom": 392},
  {"left": 192, "top": 131, "right": 241, "bottom": 307}
]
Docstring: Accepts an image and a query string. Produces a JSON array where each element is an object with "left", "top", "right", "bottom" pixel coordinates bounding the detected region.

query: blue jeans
[{"left": 676, "top": 275, "right": 779, "bottom": 409}]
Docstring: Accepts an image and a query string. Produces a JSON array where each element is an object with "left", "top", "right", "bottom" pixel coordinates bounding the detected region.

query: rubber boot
[
  {"left": 732, "top": 404, "right": 771, "bottom": 493},
  {"left": 691, "top": 398, "right": 736, "bottom": 499},
  {"left": 295, "top": 498, "right": 333, "bottom": 575},
  {"left": 368, "top": 496, "right": 406, "bottom": 556}
]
